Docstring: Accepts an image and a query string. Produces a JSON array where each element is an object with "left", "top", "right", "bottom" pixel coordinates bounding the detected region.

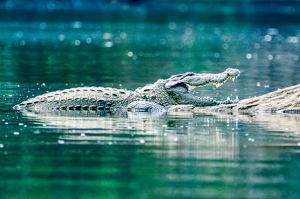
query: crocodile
[{"left": 13, "top": 68, "right": 240, "bottom": 112}]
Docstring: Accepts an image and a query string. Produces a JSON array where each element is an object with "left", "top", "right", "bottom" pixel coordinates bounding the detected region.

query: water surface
[{"left": 1, "top": 1, "right": 300, "bottom": 198}]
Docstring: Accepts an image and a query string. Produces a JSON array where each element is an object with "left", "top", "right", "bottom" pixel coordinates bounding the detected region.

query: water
[
  {"left": 1, "top": 1, "right": 300, "bottom": 198},
  {"left": 1, "top": 107, "right": 300, "bottom": 198}
]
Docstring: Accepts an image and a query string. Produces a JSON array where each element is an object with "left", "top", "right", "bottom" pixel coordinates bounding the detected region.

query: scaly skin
[{"left": 13, "top": 68, "right": 240, "bottom": 112}]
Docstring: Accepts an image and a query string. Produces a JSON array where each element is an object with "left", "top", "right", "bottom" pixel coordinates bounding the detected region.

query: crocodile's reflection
[
  {"left": 195, "top": 111, "right": 300, "bottom": 133},
  {"left": 20, "top": 109, "right": 239, "bottom": 160}
]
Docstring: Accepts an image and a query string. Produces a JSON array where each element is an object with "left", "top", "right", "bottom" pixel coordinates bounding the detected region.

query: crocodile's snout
[
  {"left": 165, "top": 68, "right": 241, "bottom": 90},
  {"left": 224, "top": 68, "right": 241, "bottom": 77}
]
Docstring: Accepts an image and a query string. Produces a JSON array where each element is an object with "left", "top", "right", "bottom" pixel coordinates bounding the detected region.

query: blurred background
[
  {"left": 1, "top": 2, "right": 300, "bottom": 199},
  {"left": 0, "top": 0, "right": 300, "bottom": 100}
]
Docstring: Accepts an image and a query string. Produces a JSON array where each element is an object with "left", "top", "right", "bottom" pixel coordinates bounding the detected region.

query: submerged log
[{"left": 194, "top": 84, "right": 300, "bottom": 114}]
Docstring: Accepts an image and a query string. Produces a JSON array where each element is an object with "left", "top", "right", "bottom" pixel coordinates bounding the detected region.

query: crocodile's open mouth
[
  {"left": 188, "top": 73, "right": 240, "bottom": 90},
  {"left": 169, "top": 72, "right": 240, "bottom": 93},
  {"left": 165, "top": 68, "right": 241, "bottom": 93}
]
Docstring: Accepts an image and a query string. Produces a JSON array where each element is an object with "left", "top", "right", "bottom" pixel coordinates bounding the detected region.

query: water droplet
[
  {"left": 75, "top": 40, "right": 80, "bottom": 46},
  {"left": 19, "top": 123, "right": 24, "bottom": 126},
  {"left": 128, "top": 52, "right": 133, "bottom": 57},
  {"left": 168, "top": 22, "right": 176, "bottom": 30},
  {"left": 222, "top": 43, "right": 228, "bottom": 50},
  {"left": 102, "top": 41, "right": 114, "bottom": 48},
  {"left": 40, "top": 22, "right": 47, "bottom": 29},
  {"left": 0, "top": 144, "right": 4, "bottom": 148},
  {"left": 284, "top": 6, "right": 295, "bottom": 14},
  {"left": 20, "top": 40, "right": 26, "bottom": 46},
  {"left": 140, "top": 139, "right": 145, "bottom": 144},
  {"left": 178, "top": 4, "right": 187, "bottom": 12},
  {"left": 159, "top": 39, "right": 166, "bottom": 45},
  {"left": 267, "top": 28, "right": 279, "bottom": 35},
  {"left": 268, "top": 55, "right": 273, "bottom": 60},
  {"left": 58, "top": 34, "right": 65, "bottom": 41},
  {"left": 197, "top": 23, "right": 205, "bottom": 31},
  {"left": 71, "top": 21, "right": 82, "bottom": 29},
  {"left": 47, "top": 1, "right": 55, "bottom": 11},
  {"left": 185, "top": 28, "right": 192, "bottom": 35},
  {"left": 103, "top": 33, "right": 113, "bottom": 40},
  {"left": 86, "top": 38, "right": 92, "bottom": 44},
  {"left": 120, "top": 32, "right": 127, "bottom": 39},
  {"left": 58, "top": 140, "right": 65, "bottom": 144},
  {"left": 265, "top": 35, "right": 272, "bottom": 42},
  {"left": 13, "top": 132, "right": 19, "bottom": 135},
  {"left": 246, "top": 53, "right": 252, "bottom": 59}
]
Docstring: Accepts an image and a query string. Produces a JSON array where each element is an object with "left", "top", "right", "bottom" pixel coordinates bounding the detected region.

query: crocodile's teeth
[
  {"left": 232, "top": 77, "right": 235, "bottom": 81},
  {"left": 216, "top": 82, "right": 224, "bottom": 88}
]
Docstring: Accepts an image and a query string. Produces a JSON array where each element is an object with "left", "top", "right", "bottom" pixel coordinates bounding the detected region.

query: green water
[{"left": 1, "top": 1, "right": 300, "bottom": 198}]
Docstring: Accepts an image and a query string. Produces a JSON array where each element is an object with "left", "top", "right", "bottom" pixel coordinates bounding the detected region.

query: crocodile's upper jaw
[{"left": 164, "top": 68, "right": 240, "bottom": 93}]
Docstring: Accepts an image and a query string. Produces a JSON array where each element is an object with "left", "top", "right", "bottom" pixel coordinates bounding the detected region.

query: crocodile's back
[{"left": 13, "top": 87, "right": 134, "bottom": 111}]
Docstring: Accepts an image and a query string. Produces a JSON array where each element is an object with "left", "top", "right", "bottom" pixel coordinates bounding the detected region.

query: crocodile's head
[{"left": 164, "top": 68, "right": 240, "bottom": 105}]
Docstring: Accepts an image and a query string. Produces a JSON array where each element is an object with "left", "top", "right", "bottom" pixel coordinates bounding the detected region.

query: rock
[{"left": 167, "top": 105, "right": 195, "bottom": 112}]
